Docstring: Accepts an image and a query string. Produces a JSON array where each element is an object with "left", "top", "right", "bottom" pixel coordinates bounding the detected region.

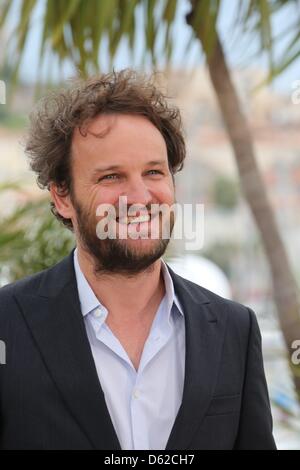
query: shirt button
[
  {"left": 94, "top": 308, "right": 103, "bottom": 318},
  {"left": 133, "top": 389, "right": 140, "bottom": 399}
]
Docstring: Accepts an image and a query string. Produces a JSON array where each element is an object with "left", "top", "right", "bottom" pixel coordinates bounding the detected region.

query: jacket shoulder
[
  {"left": 0, "top": 269, "right": 46, "bottom": 296},
  {"left": 0, "top": 263, "right": 54, "bottom": 295},
  {"left": 0, "top": 252, "right": 74, "bottom": 323},
  {"left": 177, "top": 274, "right": 253, "bottom": 330},
  {"left": 0, "top": 269, "right": 47, "bottom": 322}
]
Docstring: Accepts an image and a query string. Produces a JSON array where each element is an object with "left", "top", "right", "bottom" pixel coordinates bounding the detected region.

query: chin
[{"left": 120, "top": 236, "right": 164, "bottom": 252}]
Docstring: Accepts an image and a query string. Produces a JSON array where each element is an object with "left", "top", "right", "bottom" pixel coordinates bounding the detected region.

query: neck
[{"left": 76, "top": 245, "right": 165, "bottom": 323}]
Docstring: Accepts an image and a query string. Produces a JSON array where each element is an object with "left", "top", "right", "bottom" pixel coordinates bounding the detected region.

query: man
[{"left": 0, "top": 70, "right": 276, "bottom": 450}]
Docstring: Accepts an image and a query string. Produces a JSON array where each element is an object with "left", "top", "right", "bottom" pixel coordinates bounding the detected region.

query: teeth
[
  {"left": 118, "top": 214, "right": 150, "bottom": 225},
  {"left": 129, "top": 214, "right": 150, "bottom": 224}
]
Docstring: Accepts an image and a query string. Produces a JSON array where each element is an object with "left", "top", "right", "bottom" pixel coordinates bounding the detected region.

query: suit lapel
[
  {"left": 13, "top": 253, "right": 227, "bottom": 451},
  {"left": 14, "top": 253, "right": 121, "bottom": 450},
  {"left": 165, "top": 266, "right": 228, "bottom": 450}
]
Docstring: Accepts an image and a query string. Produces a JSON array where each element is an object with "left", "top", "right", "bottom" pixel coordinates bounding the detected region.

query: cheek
[
  {"left": 87, "top": 188, "right": 123, "bottom": 223},
  {"left": 154, "top": 182, "right": 175, "bottom": 205},
  {"left": 88, "top": 181, "right": 175, "bottom": 209},
  {"left": 85, "top": 187, "right": 118, "bottom": 210}
]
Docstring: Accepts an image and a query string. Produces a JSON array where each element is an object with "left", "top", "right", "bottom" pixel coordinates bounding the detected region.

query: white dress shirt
[{"left": 73, "top": 249, "right": 185, "bottom": 450}]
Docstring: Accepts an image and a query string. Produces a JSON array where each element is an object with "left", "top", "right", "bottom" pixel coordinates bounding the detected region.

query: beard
[{"left": 72, "top": 196, "right": 175, "bottom": 276}]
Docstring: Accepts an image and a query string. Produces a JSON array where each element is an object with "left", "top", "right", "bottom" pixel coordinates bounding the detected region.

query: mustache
[{"left": 97, "top": 204, "right": 173, "bottom": 221}]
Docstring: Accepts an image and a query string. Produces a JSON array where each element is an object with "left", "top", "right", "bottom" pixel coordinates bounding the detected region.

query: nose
[{"left": 121, "top": 175, "right": 153, "bottom": 208}]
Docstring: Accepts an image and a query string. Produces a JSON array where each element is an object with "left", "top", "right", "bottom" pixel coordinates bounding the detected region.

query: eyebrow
[{"left": 92, "top": 160, "right": 167, "bottom": 175}]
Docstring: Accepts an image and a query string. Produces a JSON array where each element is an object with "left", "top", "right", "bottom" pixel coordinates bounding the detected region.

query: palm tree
[
  {"left": 186, "top": 0, "right": 300, "bottom": 397},
  {"left": 1, "top": 0, "right": 300, "bottom": 396}
]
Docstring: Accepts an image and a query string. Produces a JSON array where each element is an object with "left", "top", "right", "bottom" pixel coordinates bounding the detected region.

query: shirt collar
[
  {"left": 160, "top": 258, "right": 184, "bottom": 317},
  {"left": 73, "top": 249, "right": 100, "bottom": 317},
  {"left": 73, "top": 248, "right": 184, "bottom": 318}
]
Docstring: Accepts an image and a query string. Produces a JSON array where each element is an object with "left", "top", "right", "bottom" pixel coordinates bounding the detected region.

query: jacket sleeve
[{"left": 234, "top": 308, "right": 277, "bottom": 450}]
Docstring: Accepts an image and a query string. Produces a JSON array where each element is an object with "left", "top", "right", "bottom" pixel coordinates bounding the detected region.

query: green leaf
[
  {"left": 0, "top": 0, "right": 12, "bottom": 29},
  {"left": 51, "top": 0, "right": 82, "bottom": 48}
]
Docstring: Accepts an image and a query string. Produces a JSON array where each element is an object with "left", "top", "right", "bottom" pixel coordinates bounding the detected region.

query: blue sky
[{"left": 5, "top": 0, "right": 300, "bottom": 94}]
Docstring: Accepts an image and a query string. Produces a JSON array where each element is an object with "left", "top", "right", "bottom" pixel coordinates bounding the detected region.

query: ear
[{"left": 49, "top": 183, "right": 74, "bottom": 221}]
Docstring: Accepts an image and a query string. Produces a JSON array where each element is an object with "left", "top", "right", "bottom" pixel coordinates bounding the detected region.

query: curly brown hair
[{"left": 25, "top": 69, "right": 186, "bottom": 230}]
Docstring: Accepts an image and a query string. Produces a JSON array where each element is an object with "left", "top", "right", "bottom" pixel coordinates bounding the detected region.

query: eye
[
  {"left": 98, "top": 174, "right": 119, "bottom": 182},
  {"left": 147, "top": 169, "right": 163, "bottom": 175}
]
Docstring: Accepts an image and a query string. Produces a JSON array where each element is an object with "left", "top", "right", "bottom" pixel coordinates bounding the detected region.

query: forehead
[{"left": 71, "top": 113, "right": 167, "bottom": 165}]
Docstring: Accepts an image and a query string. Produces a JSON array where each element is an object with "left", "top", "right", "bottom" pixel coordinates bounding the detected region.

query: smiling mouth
[{"left": 116, "top": 214, "right": 151, "bottom": 225}]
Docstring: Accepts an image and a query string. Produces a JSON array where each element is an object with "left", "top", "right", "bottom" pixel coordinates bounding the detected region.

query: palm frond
[{"left": 0, "top": 0, "right": 300, "bottom": 94}]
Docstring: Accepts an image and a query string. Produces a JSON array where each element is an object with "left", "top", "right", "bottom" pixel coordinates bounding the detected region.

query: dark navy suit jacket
[{"left": 0, "top": 252, "right": 276, "bottom": 449}]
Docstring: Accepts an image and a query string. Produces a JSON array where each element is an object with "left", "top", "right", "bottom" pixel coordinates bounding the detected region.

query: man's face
[{"left": 69, "top": 113, "right": 175, "bottom": 275}]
